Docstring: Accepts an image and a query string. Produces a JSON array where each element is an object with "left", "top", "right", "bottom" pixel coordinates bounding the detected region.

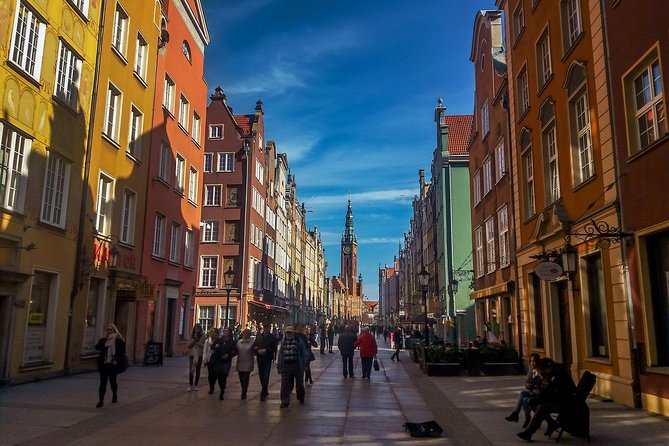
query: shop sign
[{"left": 534, "top": 261, "right": 563, "bottom": 281}]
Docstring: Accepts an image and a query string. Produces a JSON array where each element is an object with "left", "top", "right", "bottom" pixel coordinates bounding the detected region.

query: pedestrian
[
  {"left": 326, "top": 323, "right": 335, "bottom": 353},
  {"left": 236, "top": 328, "right": 255, "bottom": 400},
  {"left": 203, "top": 327, "right": 220, "bottom": 394},
  {"left": 390, "top": 326, "right": 403, "bottom": 361},
  {"left": 354, "top": 326, "right": 378, "bottom": 379},
  {"left": 95, "top": 323, "right": 126, "bottom": 408},
  {"left": 186, "top": 323, "right": 205, "bottom": 391},
  {"left": 276, "top": 325, "right": 309, "bottom": 408},
  {"left": 210, "top": 327, "right": 238, "bottom": 400},
  {"left": 319, "top": 324, "right": 327, "bottom": 355},
  {"left": 303, "top": 325, "right": 318, "bottom": 386},
  {"left": 337, "top": 325, "right": 357, "bottom": 378},
  {"left": 383, "top": 327, "right": 389, "bottom": 344},
  {"left": 253, "top": 323, "right": 278, "bottom": 401},
  {"left": 505, "top": 353, "right": 542, "bottom": 428}
]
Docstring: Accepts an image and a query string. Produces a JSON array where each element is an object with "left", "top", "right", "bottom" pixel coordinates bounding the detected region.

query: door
[
  {"left": 165, "top": 299, "right": 175, "bottom": 357},
  {"left": 0, "top": 294, "right": 10, "bottom": 382},
  {"left": 549, "top": 281, "right": 573, "bottom": 370}
]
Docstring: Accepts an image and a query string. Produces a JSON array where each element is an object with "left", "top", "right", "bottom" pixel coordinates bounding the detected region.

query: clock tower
[{"left": 341, "top": 198, "right": 358, "bottom": 289}]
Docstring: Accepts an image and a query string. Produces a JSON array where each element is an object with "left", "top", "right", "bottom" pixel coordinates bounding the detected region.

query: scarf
[{"left": 105, "top": 333, "right": 117, "bottom": 364}]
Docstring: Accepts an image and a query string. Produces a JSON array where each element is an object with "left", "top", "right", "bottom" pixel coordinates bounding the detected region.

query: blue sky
[{"left": 201, "top": 0, "right": 495, "bottom": 300}]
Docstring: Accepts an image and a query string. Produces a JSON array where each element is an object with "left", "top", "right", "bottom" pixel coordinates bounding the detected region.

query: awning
[
  {"left": 469, "top": 281, "right": 514, "bottom": 300},
  {"left": 247, "top": 298, "right": 289, "bottom": 312}
]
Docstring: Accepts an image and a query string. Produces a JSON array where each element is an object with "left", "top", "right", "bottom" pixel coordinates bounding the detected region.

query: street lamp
[
  {"left": 223, "top": 266, "right": 235, "bottom": 328},
  {"left": 418, "top": 268, "right": 430, "bottom": 346},
  {"left": 108, "top": 244, "right": 120, "bottom": 270}
]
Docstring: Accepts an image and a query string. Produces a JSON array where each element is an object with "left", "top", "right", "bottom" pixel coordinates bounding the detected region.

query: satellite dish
[{"left": 534, "top": 261, "right": 563, "bottom": 281}]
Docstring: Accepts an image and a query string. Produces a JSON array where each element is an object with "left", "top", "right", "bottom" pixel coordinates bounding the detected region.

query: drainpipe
[
  {"left": 599, "top": 2, "right": 642, "bottom": 409},
  {"left": 66, "top": 0, "right": 108, "bottom": 374}
]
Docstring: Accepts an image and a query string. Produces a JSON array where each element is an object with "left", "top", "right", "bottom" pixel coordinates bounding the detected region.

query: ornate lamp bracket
[{"left": 566, "top": 219, "right": 633, "bottom": 248}]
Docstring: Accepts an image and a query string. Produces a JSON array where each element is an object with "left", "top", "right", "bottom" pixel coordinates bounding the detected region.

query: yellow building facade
[{"left": 0, "top": 0, "right": 100, "bottom": 382}]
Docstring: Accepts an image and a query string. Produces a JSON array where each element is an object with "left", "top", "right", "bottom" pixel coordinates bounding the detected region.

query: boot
[
  {"left": 517, "top": 430, "right": 533, "bottom": 441},
  {"left": 96, "top": 401, "right": 103, "bottom": 408},
  {"left": 112, "top": 394, "right": 118, "bottom": 403},
  {"left": 522, "top": 417, "right": 531, "bottom": 429},
  {"left": 505, "top": 412, "right": 519, "bottom": 422}
]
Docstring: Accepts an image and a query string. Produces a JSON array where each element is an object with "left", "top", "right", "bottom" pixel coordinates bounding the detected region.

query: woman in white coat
[{"left": 236, "top": 328, "right": 255, "bottom": 400}]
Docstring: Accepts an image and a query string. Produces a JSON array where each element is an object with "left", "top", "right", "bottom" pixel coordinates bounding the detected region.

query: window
[
  {"left": 217, "top": 153, "right": 234, "bottom": 172},
  {"left": 112, "top": 3, "right": 129, "bottom": 56},
  {"left": 41, "top": 152, "right": 70, "bottom": 228},
  {"left": 163, "top": 74, "right": 175, "bottom": 113},
  {"left": 95, "top": 173, "right": 114, "bottom": 236},
  {"left": 192, "top": 113, "right": 201, "bottom": 146},
  {"left": 473, "top": 170, "right": 481, "bottom": 205},
  {"left": 209, "top": 124, "right": 223, "bottom": 139},
  {"left": 184, "top": 229, "right": 194, "bottom": 268},
  {"left": 188, "top": 167, "right": 198, "bottom": 203},
  {"left": 517, "top": 67, "right": 530, "bottom": 115},
  {"left": 175, "top": 154, "right": 185, "bottom": 194},
  {"left": 82, "top": 278, "right": 103, "bottom": 354},
  {"left": 536, "top": 31, "right": 552, "bottom": 87},
  {"left": 158, "top": 142, "right": 170, "bottom": 181},
  {"left": 543, "top": 123, "right": 560, "bottom": 203},
  {"left": 483, "top": 157, "right": 493, "bottom": 195},
  {"left": 178, "top": 95, "right": 189, "bottom": 131},
  {"left": 226, "top": 185, "right": 240, "bottom": 207},
  {"left": 71, "top": 0, "right": 89, "bottom": 16},
  {"left": 204, "top": 185, "right": 221, "bottom": 206},
  {"left": 520, "top": 130, "right": 535, "bottom": 217},
  {"left": 570, "top": 88, "right": 594, "bottom": 184},
  {"left": 152, "top": 213, "right": 166, "bottom": 258},
  {"left": 219, "top": 304, "right": 237, "bottom": 328},
  {"left": 629, "top": 58, "right": 666, "bottom": 152},
  {"left": 134, "top": 32, "right": 148, "bottom": 81},
  {"left": 55, "top": 40, "right": 82, "bottom": 109},
  {"left": 583, "top": 252, "right": 610, "bottom": 358},
  {"left": 200, "top": 256, "right": 218, "bottom": 287},
  {"left": 495, "top": 141, "right": 506, "bottom": 181},
  {"left": 475, "top": 226, "right": 484, "bottom": 278},
  {"left": 512, "top": 2, "right": 524, "bottom": 41},
  {"left": 481, "top": 100, "right": 490, "bottom": 138},
  {"left": 202, "top": 220, "right": 219, "bottom": 242},
  {"left": 9, "top": 2, "right": 46, "bottom": 79},
  {"left": 561, "top": 0, "right": 582, "bottom": 49},
  {"left": 120, "top": 189, "right": 136, "bottom": 244},
  {"left": 224, "top": 221, "right": 239, "bottom": 243},
  {"left": 203, "top": 153, "right": 213, "bottom": 173},
  {"left": 128, "top": 106, "right": 143, "bottom": 159},
  {"left": 24, "top": 271, "right": 56, "bottom": 363},
  {"left": 198, "top": 305, "right": 215, "bottom": 332},
  {"left": 1, "top": 124, "right": 31, "bottom": 213},
  {"left": 181, "top": 41, "right": 191, "bottom": 62},
  {"left": 252, "top": 187, "right": 265, "bottom": 216},
  {"left": 103, "top": 83, "right": 122, "bottom": 142},
  {"left": 498, "top": 205, "right": 509, "bottom": 267},
  {"left": 255, "top": 159, "right": 264, "bottom": 182},
  {"left": 179, "top": 295, "right": 188, "bottom": 340},
  {"left": 485, "top": 217, "right": 496, "bottom": 273},
  {"left": 170, "top": 222, "right": 181, "bottom": 263}
]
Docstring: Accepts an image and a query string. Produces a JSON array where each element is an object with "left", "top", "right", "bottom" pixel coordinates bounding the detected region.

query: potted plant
[
  {"left": 480, "top": 343, "right": 520, "bottom": 375},
  {"left": 424, "top": 344, "right": 463, "bottom": 376}
]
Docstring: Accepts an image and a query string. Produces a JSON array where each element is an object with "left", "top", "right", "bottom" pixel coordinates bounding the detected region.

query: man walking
[
  {"left": 326, "top": 323, "right": 335, "bottom": 353},
  {"left": 319, "top": 323, "right": 327, "bottom": 355},
  {"left": 252, "top": 324, "right": 278, "bottom": 402},
  {"left": 390, "top": 326, "right": 403, "bottom": 361},
  {"left": 276, "top": 326, "right": 309, "bottom": 408},
  {"left": 337, "top": 325, "right": 357, "bottom": 378}
]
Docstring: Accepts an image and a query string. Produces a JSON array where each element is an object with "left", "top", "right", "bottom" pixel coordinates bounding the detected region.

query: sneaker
[
  {"left": 186, "top": 387, "right": 192, "bottom": 391},
  {"left": 208, "top": 388, "right": 214, "bottom": 395},
  {"left": 193, "top": 386, "right": 199, "bottom": 391},
  {"left": 219, "top": 392, "right": 224, "bottom": 401},
  {"left": 517, "top": 430, "right": 533, "bottom": 441}
]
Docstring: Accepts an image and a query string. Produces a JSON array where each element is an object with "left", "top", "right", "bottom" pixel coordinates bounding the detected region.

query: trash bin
[{"left": 465, "top": 347, "right": 481, "bottom": 376}]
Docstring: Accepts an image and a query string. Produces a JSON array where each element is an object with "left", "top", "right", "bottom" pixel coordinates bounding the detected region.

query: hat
[{"left": 285, "top": 326, "right": 295, "bottom": 332}]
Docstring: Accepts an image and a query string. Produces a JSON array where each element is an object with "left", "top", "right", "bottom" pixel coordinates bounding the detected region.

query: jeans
[
  {"left": 257, "top": 360, "right": 272, "bottom": 398},
  {"left": 361, "top": 357, "right": 373, "bottom": 378},
  {"left": 342, "top": 353, "right": 354, "bottom": 377},
  {"left": 391, "top": 347, "right": 401, "bottom": 360},
  {"left": 189, "top": 356, "right": 202, "bottom": 386},
  {"left": 327, "top": 337, "right": 334, "bottom": 352},
  {"left": 280, "top": 362, "right": 305, "bottom": 405},
  {"left": 98, "top": 364, "right": 118, "bottom": 402},
  {"left": 514, "top": 389, "right": 533, "bottom": 418}
]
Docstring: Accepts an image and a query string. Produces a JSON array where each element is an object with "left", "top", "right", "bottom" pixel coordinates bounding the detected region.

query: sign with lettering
[{"left": 534, "top": 261, "right": 563, "bottom": 281}]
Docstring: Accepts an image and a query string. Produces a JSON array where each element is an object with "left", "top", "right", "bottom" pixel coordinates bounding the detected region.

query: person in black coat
[
  {"left": 95, "top": 323, "right": 126, "bottom": 408},
  {"left": 209, "top": 327, "right": 238, "bottom": 400},
  {"left": 252, "top": 324, "right": 278, "bottom": 401},
  {"left": 337, "top": 325, "right": 358, "bottom": 378}
]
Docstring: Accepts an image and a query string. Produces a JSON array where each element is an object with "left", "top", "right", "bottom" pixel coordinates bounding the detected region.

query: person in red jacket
[{"left": 354, "top": 326, "right": 378, "bottom": 379}]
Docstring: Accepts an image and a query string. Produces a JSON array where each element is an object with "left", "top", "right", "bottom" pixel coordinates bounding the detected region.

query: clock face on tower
[{"left": 342, "top": 245, "right": 351, "bottom": 255}]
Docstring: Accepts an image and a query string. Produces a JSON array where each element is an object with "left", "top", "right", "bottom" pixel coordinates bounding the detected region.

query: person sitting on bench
[
  {"left": 505, "top": 353, "right": 542, "bottom": 428},
  {"left": 517, "top": 357, "right": 576, "bottom": 442}
]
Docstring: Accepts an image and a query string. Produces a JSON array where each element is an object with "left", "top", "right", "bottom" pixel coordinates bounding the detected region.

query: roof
[
  {"left": 444, "top": 115, "right": 474, "bottom": 155},
  {"left": 233, "top": 114, "right": 255, "bottom": 134}
]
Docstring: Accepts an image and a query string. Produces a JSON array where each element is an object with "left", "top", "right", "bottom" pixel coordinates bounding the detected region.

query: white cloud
[
  {"left": 358, "top": 237, "right": 401, "bottom": 245},
  {"left": 303, "top": 189, "right": 415, "bottom": 210}
]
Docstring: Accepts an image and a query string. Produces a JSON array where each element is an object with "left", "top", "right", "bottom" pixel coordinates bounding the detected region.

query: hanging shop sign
[{"left": 534, "top": 261, "right": 563, "bottom": 281}]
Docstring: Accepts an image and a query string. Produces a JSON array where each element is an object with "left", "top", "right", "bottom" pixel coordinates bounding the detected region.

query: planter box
[
  {"left": 482, "top": 362, "right": 520, "bottom": 376},
  {"left": 426, "top": 362, "right": 462, "bottom": 376}
]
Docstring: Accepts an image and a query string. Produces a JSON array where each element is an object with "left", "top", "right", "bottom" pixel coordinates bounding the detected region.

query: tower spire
[{"left": 343, "top": 198, "right": 356, "bottom": 243}]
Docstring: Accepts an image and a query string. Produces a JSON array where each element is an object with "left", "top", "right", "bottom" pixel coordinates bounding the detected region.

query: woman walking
[
  {"left": 354, "top": 327, "right": 378, "bottom": 379},
  {"left": 95, "top": 324, "right": 126, "bottom": 408},
  {"left": 187, "top": 323, "right": 205, "bottom": 391},
  {"left": 236, "top": 328, "right": 255, "bottom": 400},
  {"left": 210, "top": 327, "right": 238, "bottom": 400},
  {"left": 303, "top": 325, "right": 318, "bottom": 386},
  {"left": 203, "top": 327, "right": 220, "bottom": 394}
]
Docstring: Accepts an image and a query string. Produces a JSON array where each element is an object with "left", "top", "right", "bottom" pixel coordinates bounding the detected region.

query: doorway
[
  {"left": 165, "top": 299, "right": 175, "bottom": 357},
  {"left": 0, "top": 294, "right": 10, "bottom": 383},
  {"left": 549, "top": 281, "right": 572, "bottom": 370}
]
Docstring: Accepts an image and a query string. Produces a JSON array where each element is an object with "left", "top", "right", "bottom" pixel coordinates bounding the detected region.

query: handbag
[
  {"left": 309, "top": 351, "right": 316, "bottom": 362},
  {"left": 373, "top": 356, "right": 380, "bottom": 371},
  {"left": 117, "top": 355, "right": 129, "bottom": 374}
]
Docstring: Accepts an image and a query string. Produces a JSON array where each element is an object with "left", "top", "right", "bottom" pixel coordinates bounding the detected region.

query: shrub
[
  {"left": 426, "top": 344, "right": 464, "bottom": 363},
  {"left": 480, "top": 343, "right": 519, "bottom": 363}
]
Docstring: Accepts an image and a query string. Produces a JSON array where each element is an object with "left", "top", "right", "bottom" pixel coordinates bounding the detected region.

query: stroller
[{"left": 555, "top": 370, "right": 597, "bottom": 443}]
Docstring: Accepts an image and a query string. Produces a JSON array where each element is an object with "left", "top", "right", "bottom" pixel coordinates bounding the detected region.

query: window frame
[
  {"left": 475, "top": 225, "right": 484, "bottom": 278},
  {"left": 9, "top": 1, "right": 47, "bottom": 81},
  {"left": 495, "top": 140, "right": 506, "bottom": 182},
  {"left": 54, "top": 39, "right": 83, "bottom": 109},
  {"left": 536, "top": 29, "right": 552, "bottom": 88},
  {"left": 485, "top": 216, "right": 496, "bottom": 274},
  {"left": 203, "top": 152, "right": 213, "bottom": 173},
  {"left": 517, "top": 66, "right": 530, "bottom": 116},
  {"left": 627, "top": 56, "right": 666, "bottom": 153},
  {"left": 134, "top": 31, "right": 148, "bottom": 82},
  {"left": 184, "top": 229, "right": 194, "bottom": 268},
  {"left": 120, "top": 188, "right": 136, "bottom": 245},
  {"left": 569, "top": 86, "right": 594, "bottom": 185},
  {"left": 40, "top": 151, "right": 71, "bottom": 228},
  {"left": 158, "top": 142, "right": 170, "bottom": 182},
  {"left": 127, "top": 104, "right": 143, "bottom": 160},
  {"left": 473, "top": 170, "right": 482, "bottom": 205},
  {"left": 497, "top": 205, "right": 510, "bottom": 268},
  {"left": 188, "top": 166, "right": 198, "bottom": 204},
  {"left": 580, "top": 251, "right": 610, "bottom": 359},
  {"left": 178, "top": 94, "right": 190, "bottom": 132},
  {"left": 163, "top": 74, "right": 175, "bottom": 114},
  {"left": 192, "top": 113, "right": 201, "bottom": 146},
  {"left": 209, "top": 124, "right": 223, "bottom": 139},
  {"left": 542, "top": 120, "right": 561, "bottom": 203},
  {"left": 202, "top": 220, "right": 220, "bottom": 242},
  {"left": 169, "top": 222, "right": 182, "bottom": 264},
  {"left": 112, "top": 2, "right": 129, "bottom": 58},
  {"left": 482, "top": 156, "right": 493, "bottom": 196},
  {"left": 174, "top": 153, "right": 186, "bottom": 195},
  {"left": 200, "top": 256, "right": 219, "bottom": 288},
  {"left": 204, "top": 184, "right": 222, "bottom": 206},
  {"left": 103, "top": 82, "right": 123, "bottom": 143},
  {"left": 152, "top": 213, "right": 166, "bottom": 258},
  {"left": 481, "top": 100, "right": 490, "bottom": 138},
  {"left": 95, "top": 172, "right": 115, "bottom": 236},
  {"left": 0, "top": 123, "right": 31, "bottom": 213},
  {"left": 217, "top": 152, "right": 234, "bottom": 172}
]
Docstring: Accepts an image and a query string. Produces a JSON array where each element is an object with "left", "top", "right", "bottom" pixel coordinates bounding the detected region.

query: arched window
[{"left": 181, "top": 40, "right": 191, "bottom": 62}]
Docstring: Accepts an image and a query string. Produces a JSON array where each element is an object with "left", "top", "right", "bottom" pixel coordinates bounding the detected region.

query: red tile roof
[
  {"left": 444, "top": 115, "right": 473, "bottom": 155},
  {"left": 234, "top": 115, "right": 254, "bottom": 134}
]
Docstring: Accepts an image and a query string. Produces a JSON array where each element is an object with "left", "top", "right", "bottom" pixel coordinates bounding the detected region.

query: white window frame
[
  {"left": 630, "top": 58, "right": 666, "bottom": 152},
  {"left": 54, "top": 40, "right": 82, "bottom": 109},
  {"left": 169, "top": 222, "right": 181, "bottom": 263},
  {"left": 40, "top": 151, "right": 70, "bottom": 228},
  {"left": 134, "top": 32, "right": 148, "bottom": 82},
  {"left": 522, "top": 149, "right": 535, "bottom": 217},
  {"left": 202, "top": 220, "right": 219, "bottom": 242},
  {"left": 112, "top": 2, "right": 129, "bottom": 57},
  {"left": 473, "top": 170, "right": 482, "bottom": 205},
  {"left": 497, "top": 205, "right": 509, "bottom": 268},
  {"left": 203, "top": 152, "right": 213, "bottom": 173},
  {"left": 175, "top": 154, "right": 185, "bottom": 194},
  {"left": 188, "top": 167, "right": 198, "bottom": 204},
  {"left": 163, "top": 74, "right": 175, "bottom": 114},
  {"left": 120, "top": 188, "right": 136, "bottom": 245},
  {"left": 483, "top": 156, "right": 493, "bottom": 196},
  {"left": 103, "top": 82, "right": 122, "bottom": 143},
  {"left": 495, "top": 140, "right": 506, "bottom": 182},
  {"left": 481, "top": 100, "right": 490, "bottom": 138},
  {"left": 518, "top": 67, "right": 530, "bottom": 115},
  {"left": 571, "top": 89, "right": 594, "bottom": 184},
  {"left": 217, "top": 153, "right": 234, "bottom": 172},
  {"left": 563, "top": 0, "right": 582, "bottom": 49},
  {"left": 127, "top": 105, "right": 143, "bottom": 160},
  {"left": 475, "top": 226, "right": 484, "bottom": 278},
  {"left": 95, "top": 172, "right": 114, "bottom": 236},
  {"left": 192, "top": 113, "right": 201, "bottom": 146},
  {"left": 178, "top": 94, "right": 189, "bottom": 131},
  {"left": 9, "top": 2, "right": 46, "bottom": 80},
  {"left": 537, "top": 31, "right": 552, "bottom": 87},
  {"left": 184, "top": 229, "right": 194, "bottom": 268},
  {"left": 152, "top": 213, "right": 166, "bottom": 258},
  {"left": 512, "top": 2, "right": 524, "bottom": 41},
  {"left": 485, "top": 216, "right": 496, "bottom": 274},
  {"left": 70, "top": 0, "right": 89, "bottom": 16},
  {"left": 158, "top": 142, "right": 170, "bottom": 182},
  {"left": 255, "top": 159, "right": 264, "bottom": 182},
  {"left": 0, "top": 123, "right": 31, "bottom": 213},
  {"left": 209, "top": 124, "right": 223, "bottom": 139},
  {"left": 204, "top": 185, "right": 221, "bottom": 206},
  {"left": 200, "top": 256, "right": 218, "bottom": 288},
  {"left": 543, "top": 123, "right": 561, "bottom": 203}
]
